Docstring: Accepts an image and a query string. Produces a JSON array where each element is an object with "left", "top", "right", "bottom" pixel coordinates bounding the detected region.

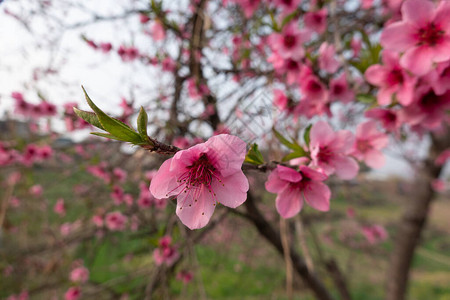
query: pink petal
[
  {"left": 380, "top": 22, "right": 416, "bottom": 51},
  {"left": 310, "top": 121, "right": 335, "bottom": 148},
  {"left": 400, "top": 46, "right": 434, "bottom": 76},
  {"left": 364, "top": 149, "right": 386, "bottom": 169},
  {"left": 431, "top": 36, "right": 450, "bottom": 63},
  {"left": 365, "top": 65, "right": 388, "bottom": 86},
  {"left": 378, "top": 87, "right": 395, "bottom": 106},
  {"left": 176, "top": 185, "right": 216, "bottom": 230},
  {"left": 302, "top": 181, "right": 331, "bottom": 211},
  {"left": 396, "top": 80, "right": 415, "bottom": 106},
  {"left": 211, "top": 171, "right": 249, "bottom": 208},
  {"left": 275, "top": 186, "right": 303, "bottom": 218},
  {"left": 265, "top": 169, "right": 290, "bottom": 193},
  {"left": 299, "top": 165, "right": 327, "bottom": 181},
  {"left": 206, "top": 134, "right": 246, "bottom": 177},
  {"left": 149, "top": 159, "right": 180, "bottom": 199},
  {"left": 331, "top": 130, "right": 355, "bottom": 154},
  {"left": 435, "top": 0, "right": 450, "bottom": 31},
  {"left": 332, "top": 155, "right": 359, "bottom": 180},
  {"left": 402, "top": 0, "right": 436, "bottom": 27},
  {"left": 277, "top": 165, "right": 302, "bottom": 182},
  {"left": 382, "top": 50, "right": 400, "bottom": 68}
]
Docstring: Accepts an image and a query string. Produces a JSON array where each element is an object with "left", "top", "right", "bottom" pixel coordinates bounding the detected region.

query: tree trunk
[{"left": 386, "top": 132, "right": 449, "bottom": 300}]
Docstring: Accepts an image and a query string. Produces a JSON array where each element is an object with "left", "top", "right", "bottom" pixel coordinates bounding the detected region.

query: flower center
[
  {"left": 417, "top": 23, "right": 444, "bottom": 46},
  {"left": 317, "top": 146, "right": 333, "bottom": 163},
  {"left": 283, "top": 34, "right": 297, "bottom": 49},
  {"left": 386, "top": 68, "right": 404, "bottom": 86}
]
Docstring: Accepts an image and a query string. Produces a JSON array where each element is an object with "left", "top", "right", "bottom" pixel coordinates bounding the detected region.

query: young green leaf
[
  {"left": 137, "top": 106, "right": 149, "bottom": 138},
  {"left": 303, "top": 124, "right": 312, "bottom": 147},
  {"left": 282, "top": 150, "right": 306, "bottom": 162},
  {"left": 73, "top": 108, "right": 105, "bottom": 130},
  {"left": 91, "top": 132, "right": 133, "bottom": 142},
  {"left": 244, "top": 143, "right": 265, "bottom": 165},
  {"left": 81, "top": 86, "right": 144, "bottom": 144},
  {"left": 272, "top": 128, "right": 303, "bottom": 151}
]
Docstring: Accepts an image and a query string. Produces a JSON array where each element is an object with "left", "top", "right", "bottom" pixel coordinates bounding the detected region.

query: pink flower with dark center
[
  {"left": 265, "top": 165, "right": 331, "bottom": 218},
  {"left": 380, "top": 0, "right": 450, "bottom": 75},
  {"left": 270, "top": 22, "right": 310, "bottom": 60},
  {"left": 150, "top": 134, "right": 249, "bottom": 229},
  {"left": 364, "top": 108, "right": 402, "bottom": 133},
  {"left": 105, "top": 211, "right": 128, "bottom": 231},
  {"left": 233, "top": 0, "right": 261, "bottom": 18},
  {"left": 365, "top": 50, "right": 416, "bottom": 106},
  {"left": 272, "top": 0, "right": 301, "bottom": 13},
  {"left": 65, "top": 287, "right": 81, "bottom": 300},
  {"left": 351, "top": 121, "right": 389, "bottom": 169},
  {"left": 329, "top": 73, "right": 354, "bottom": 103},
  {"left": 153, "top": 236, "right": 179, "bottom": 266},
  {"left": 99, "top": 42, "right": 112, "bottom": 53},
  {"left": 304, "top": 8, "right": 327, "bottom": 34},
  {"left": 309, "top": 121, "right": 359, "bottom": 179}
]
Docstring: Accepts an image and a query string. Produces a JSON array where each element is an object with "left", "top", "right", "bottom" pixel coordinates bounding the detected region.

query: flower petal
[
  {"left": 365, "top": 65, "right": 388, "bottom": 86},
  {"left": 176, "top": 185, "right": 216, "bottom": 230},
  {"left": 302, "top": 181, "right": 330, "bottom": 211},
  {"left": 275, "top": 186, "right": 303, "bottom": 218},
  {"left": 206, "top": 134, "right": 246, "bottom": 177},
  {"left": 402, "top": 0, "right": 436, "bottom": 27},
  {"left": 310, "top": 121, "right": 335, "bottom": 148},
  {"left": 332, "top": 155, "right": 359, "bottom": 180},
  {"left": 380, "top": 22, "right": 417, "bottom": 51},
  {"left": 211, "top": 171, "right": 249, "bottom": 208},
  {"left": 150, "top": 158, "right": 181, "bottom": 199},
  {"left": 299, "top": 165, "right": 327, "bottom": 181},
  {"left": 400, "top": 46, "right": 434, "bottom": 76},
  {"left": 265, "top": 168, "right": 290, "bottom": 193},
  {"left": 364, "top": 149, "right": 386, "bottom": 169},
  {"left": 277, "top": 165, "right": 303, "bottom": 182}
]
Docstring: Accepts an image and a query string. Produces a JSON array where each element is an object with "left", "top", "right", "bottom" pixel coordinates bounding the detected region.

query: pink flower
[
  {"left": 29, "top": 184, "right": 43, "bottom": 197},
  {"left": 304, "top": 8, "right": 327, "bottom": 34},
  {"left": 65, "top": 287, "right": 81, "bottom": 300},
  {"left": 309, "top": 121, "right": 359, "bottom": 179},
  {"left": 362, "top": 225, "right": 388, "bottom": 244},
  {"left": 99, "top": 42, "right": 112, "bottom": 53},
  {"left": 265, "top": 165, "right": 331, "bottom": 218},
  {"left": 329, "top": 73, "right": 354, "bottom": 103},
  {"left": 105, "top": 211, "right": 128, "bottom": 231},
  {"left": 380, "top": 0, "right": 450, "bottom": 75},
  {"left": 70, "top": 266, "right": 89, "bottom": 283},
  {"left": 351, "top": 121, "right": 389, "bottom": 169},
  {"left": 54, "top": 198, "right": 66, "bottom": 216},
  {"left": 431, "top": 179, "right": 446, "bottom": 192},
  {"left": 272, "top": 0, "right": 301, "bottom": 13},
  {"left": 177, "top": 270, "right": 194, "bottom": 284},
  {"left": 113, "top": 167, "right": 127, "bottom": 183},
  {"left": 153, "top": 235, "right": 179, "bottom": 266},
  {"left": 150, "top": 134, "right": 249, "bottom": 229},
  {"left": 92, "top": 215, "right": 104, "bottom": 227},
  {"left": 270, "top": 22, "right": 310, "bottom": 60},
  {"left": 365, "top": 50, "right": 416, "bottom": 106},
  {"left": 273, "top": 89, "right": 289, "bottom": 111},
  {"left": 233, "top": 0, "right": 261, "bottom": 18},
  {"left": 364, "top": 108, "right": 402, "bottom": 133},
  {"left": 150, "top": 20, "right": 166, "bottom": 41},
  {"left": 318, "top": 42, "right": 340, "bottom": 73}
]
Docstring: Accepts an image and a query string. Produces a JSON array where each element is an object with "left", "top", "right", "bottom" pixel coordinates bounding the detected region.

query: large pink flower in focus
[
  {"left": 150, "top": 134, "right": 249, "bottom": 229},
  {"left": 380, "top": 0, "right": 450, "bottom": 75},
  {"left": 365, "top": 50, "right": 417, "bottom": 106},
  {"left": 351, "top": 121, "right": 389, "bottom": 169},
  {"left": 265, "top": 165, "right": 331, "bottom": 218},
  {"left": 309, "top": 121, "right": 359, "bottom": 179}
]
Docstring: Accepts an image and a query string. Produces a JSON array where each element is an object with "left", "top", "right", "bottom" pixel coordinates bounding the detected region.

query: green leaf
[
  {"left": 245, "top": 143, "right": 265, "bottom": 165},
  {"left": 81, "top": 86, "right": 143, "bottom": 144},
  {"left": 90, "top": 132, "right": 133, "bottom": 142},
  {"left": 73, "top": 108, "right": 105, "bottom": 130},
  {"left": 303, "top": 124, "right": 312, "bottom": 147},
  {"left": 137, "top": 106, "right": 149, "bottom": 138},
  {"left": 282, "top": 151, "right": 306, "bottom": 162},
  {"left": 356, "top": 93, "right": 377, "bottom": 104},
  {"left": 272, "top": 128, "right": 304, "bottom": 152}
]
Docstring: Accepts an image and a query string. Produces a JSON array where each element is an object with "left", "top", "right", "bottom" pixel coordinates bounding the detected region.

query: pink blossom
[
  {"left": 309, "top": 121, "right": 359, "bottom": 179},
  {"left": 99, "top": 42, "right": 112, "bottom": 53},
  {"left": 304, "top": 8, "right": 327, "bottom": 34},
  {"left": 92, "top": 215, "right": 104, "bottom": 227},
  {"left": 273, "top": 89, "right": 289, "bottom": 111},
  {"left": 105, "top": 211, "right": 128, "bottom": 231},
  {"left": 111, "top": 185, "right": 124, "bottom": 205},
  {"left": 177, "top": 270, "right": 194, "bottom": 284},
  {"left": 350, "top": 38, "right": 362, "bottom": 57},
  {"left": 29, "top": 184, "right": 43, "bottom": 197},
  {"left": 150, "top": 20, "right": 166, "bottom": 41},
  {"left": 351, "top": 121, "right": 389, "bottom": 169},
  {"left": 70, "top": 266, "right": 89, "bottom": 283},
  {"left": 362, "top": 225, "right": 388, "bottom": 244},
  {"left": 329, "top": 73, "right": 354, "bottom": 103},
  {"left": 272, "top": 0, "right": 301, "bottom": 13},
  {"left": 364, "top": 108, "right": 402, "bottom": 133},
  {"left": 65, "top": 287, "right": 81, "bottom": 300},
  {"left": 380, "top": 0, "right": 450, "bottom": 75},
  {"left": 118, "top": 45, "right": 140, "bottom": 62},
  {"left": 139, "top": 14, "right": 150, "bottom": 24},
  {"left": 365, "top": 50, "right": 416, "bottom": 106},
  {"left": 150, "top": 134, "right": 249, "bottom": 229},
  {"left": 265, "top": 165, "right": 331, "bottom": 218},
  {"left": 269, "top": 22, "right": 310, "bottom": 60},
  {"left": 153, "top": 236, "right": 179, "bottom": 266},
  {"left": 53, "top": 198, "right": 66, "bottom": 216},
  {"left": 113, "top": 167, "right": 127, "bottom": 183},
  {"left": 431, "top": 179, "right": 446, "bottom": 192},
  {"left": 318, "top": 42, "right": 340, "bottom": 73},
  {"left": 233, "top": 0, "right": 261, "bottom": 18}
]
